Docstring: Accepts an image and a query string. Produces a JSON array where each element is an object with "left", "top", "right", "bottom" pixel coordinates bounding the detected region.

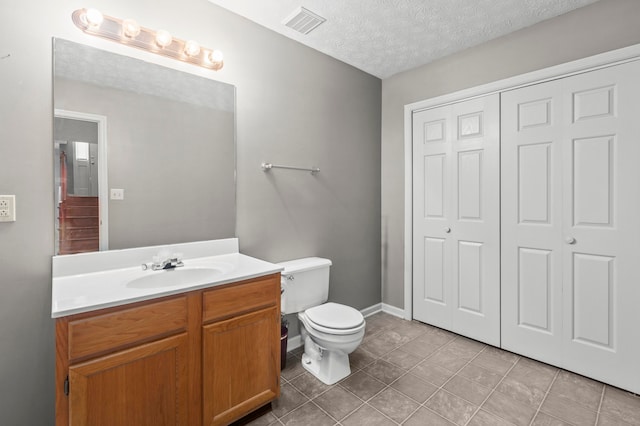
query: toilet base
[{"left": 301, "top": 350, "right": 352, "bottom": 385}]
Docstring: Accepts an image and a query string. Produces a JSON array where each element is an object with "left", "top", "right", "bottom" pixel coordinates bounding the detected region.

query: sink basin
[{"left": 126, "top": 267, "right": 226, "bottom": 289}]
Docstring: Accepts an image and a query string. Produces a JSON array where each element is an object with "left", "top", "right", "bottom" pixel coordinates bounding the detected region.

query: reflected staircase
[
  {"left": 58, "top": 196, "right": 99, "bottom": 254},
  {"left": 58, "top": 151, "right": 99, "bottom": 254}
]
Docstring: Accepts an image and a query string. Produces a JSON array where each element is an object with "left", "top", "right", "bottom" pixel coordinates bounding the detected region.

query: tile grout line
[
  {"left": 337, "top": 320, "right": 411, "bottom": 424},
  {"left": 275, "top": 314, "right": 640, "bottom": 426},
  {"left": 594, "top": 384, "right": 606, "bottom": 425},
  {"left": 397, "top": 337, "right": 493, "bottom": 425},
  {"left": 398, "top": 332, "right": 462, "bottom": 418},
  {"left": 284, "top": 318, "right": 413, "bottom": 425},
  {"left": 283, "top": 317, "right": 403, "bottom": 424},
  {"left": 343, "top": 369, "right": 406, "bottom": 425},
  {"left": 527, "top": 367, "right": 560, "bottom": 426},
  {"left": 278, "top": 378, "right": 355, "bottom": 426},
  {"left": 308, "top": 398, "right": 343, "bottom": 425},
  {"left": 367, "top": 348, "right": 436, "bottom": 423},
  {"left": 289, "top": 317, "right": 486, "bottom": 425},
  {"left": 352, "top": 325, "right": 425, "bottom": 425},
  {"left": 431, "top": 340, "right": 491, "bottom": 426},
  {"left": 349, "top": 320, "right": 455, "bottom": 424},
  {"left": 461, "top": 350, "right": 520, "bottom": 426}
]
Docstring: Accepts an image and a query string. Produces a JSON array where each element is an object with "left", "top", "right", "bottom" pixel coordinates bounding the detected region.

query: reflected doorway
[{"left": 54, "top": 110, "right": 108, "bottom": 254}]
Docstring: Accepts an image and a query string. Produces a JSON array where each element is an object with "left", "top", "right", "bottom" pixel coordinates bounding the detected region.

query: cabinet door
[
  {"left": 68, "top": 333, "right": 189, "bottom": 426},
  {"left": 202, "top": 306, "right": 279, "bottom": 426},
  {"left": 412, "top": 94, "right": 500, "bottom": 345}
]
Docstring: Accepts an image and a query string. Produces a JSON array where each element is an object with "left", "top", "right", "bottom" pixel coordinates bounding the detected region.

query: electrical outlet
[
  {"left": 110, "top": 188, "right": 125, "bottom": 200},
  {"left": 0, "top": 195, "right": 16, "bottom": 222}
]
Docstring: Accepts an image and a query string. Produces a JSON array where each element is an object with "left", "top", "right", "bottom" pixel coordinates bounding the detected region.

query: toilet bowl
[
  {"left": 298, "top": 302, "right": 365, "bottom": 384},
  {"left": 279, "top": 258, "right": 366, "bottom": 385}
]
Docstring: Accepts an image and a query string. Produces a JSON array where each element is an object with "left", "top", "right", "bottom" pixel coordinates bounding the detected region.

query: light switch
[
  {"left": 110, "top": 188, "right": 125, "bottom": 200},
  {"left": 0, "top": 195, "right": 16, "bottom": 222}
]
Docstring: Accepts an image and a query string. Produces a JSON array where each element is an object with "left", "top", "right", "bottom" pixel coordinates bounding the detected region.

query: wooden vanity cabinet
[
  {"left": 56, "top": 273, "right": 281, "bottom": 426},
  {"left": 67, "top": 333, "right": 190, "bottom": 425},
  {"left": 202, "top": 276, "right": 281, "bottom": 426}
]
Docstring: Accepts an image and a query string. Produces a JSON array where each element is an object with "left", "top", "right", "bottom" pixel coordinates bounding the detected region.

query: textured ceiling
[{"left": 207, "top": 0, "right": 599, "bottom": 79}]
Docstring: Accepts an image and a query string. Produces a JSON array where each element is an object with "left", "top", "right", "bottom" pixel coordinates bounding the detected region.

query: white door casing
[{"left": 413, "top": 94, "right": 500, "bottom": 346}]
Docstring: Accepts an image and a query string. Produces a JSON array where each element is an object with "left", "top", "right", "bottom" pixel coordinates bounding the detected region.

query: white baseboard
[
  {"left": 361, "top": 303, "right": 382, "bottom": 317},
  {"left": 286, "top": 302, "right": 408, "bottom": 352},
  {"left": 381, "top": 303, "right": 406, "bottom": 318},
  {"left": 287, "top": 334, "right": 303, "bottom": 351}
]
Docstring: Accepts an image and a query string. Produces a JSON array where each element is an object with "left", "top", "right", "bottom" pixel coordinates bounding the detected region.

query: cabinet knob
[
  {"left": 566, "top": 237, "right": 576, "bottom": 245},
  {"left": 444, "top": 227, "right": 451, "bottom": 233}
]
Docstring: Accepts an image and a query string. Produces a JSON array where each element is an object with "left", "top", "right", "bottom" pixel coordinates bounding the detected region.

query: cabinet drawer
[
  {"left": 203, "top": 274, "right": 279, "bottom": 323},
  {"left": 67, "top": 296, "right": 188, "bottom": 361}
]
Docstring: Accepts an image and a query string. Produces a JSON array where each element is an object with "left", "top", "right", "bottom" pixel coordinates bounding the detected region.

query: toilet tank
[{"left": 279, "top": 257, "right": 332, "bottom": 314}]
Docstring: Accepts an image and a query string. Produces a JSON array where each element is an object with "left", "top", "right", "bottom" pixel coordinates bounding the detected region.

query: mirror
[{"left": 53, "top": 38, "right": 236, "bottom": 255}]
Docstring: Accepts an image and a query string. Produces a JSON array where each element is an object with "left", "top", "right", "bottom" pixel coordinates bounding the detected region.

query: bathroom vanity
[{"left": 52, "top": 239, "right": 282, "bottom": 426}]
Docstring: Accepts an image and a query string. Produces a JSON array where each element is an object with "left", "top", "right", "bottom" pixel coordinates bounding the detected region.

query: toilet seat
[{"left": 304, "top": 302, "right": 365, "bottom": 335}]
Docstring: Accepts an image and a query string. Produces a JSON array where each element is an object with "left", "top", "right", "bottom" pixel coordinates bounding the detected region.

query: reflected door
[{"left": 71, "top": 141, "right": 98, "bottom": 196}]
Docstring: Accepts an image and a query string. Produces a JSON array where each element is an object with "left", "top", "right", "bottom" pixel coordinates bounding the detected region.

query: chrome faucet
[{"left": 142, "top": 254, "right": 184, "bottom": 271}]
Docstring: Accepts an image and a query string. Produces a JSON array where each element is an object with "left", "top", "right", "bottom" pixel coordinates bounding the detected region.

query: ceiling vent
[{"left": 283, "top": 7, "right": 326, "bottom": 35}]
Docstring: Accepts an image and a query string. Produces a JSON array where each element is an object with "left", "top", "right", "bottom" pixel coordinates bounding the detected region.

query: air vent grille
[{"left": 284, "top": 7, "right": 326, "bottom": 35}]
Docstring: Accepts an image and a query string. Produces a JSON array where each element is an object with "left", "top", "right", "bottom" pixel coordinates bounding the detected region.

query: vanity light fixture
[
  {"left": 81, "top": 8, "right": 104, "bottom": 29},
  {"left": 72, "top": 8, "right": 224, "bottom": 71},
  {"left": 122, "top": 19, "right": 141, "bottom": 39},
  {"left": 154, "top": 29, "right": 173, "bottom": 48},
  {"left": 184, "top": 40, "right": 201, "bottom": 57}
]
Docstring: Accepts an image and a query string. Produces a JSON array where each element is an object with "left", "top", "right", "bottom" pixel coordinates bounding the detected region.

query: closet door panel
[
  {"left": 450, "top": 96, "right": 500, "bottom": 346},
  {"left": 517, "top": 247, "right": 553, "bottom": 332},
  {"left": 503, "top": 59, "right": 640, "bottom": 393},
  {"left": 561, "top": 61, "right": 640, "bottom": 393},
  {"left": 413, "top": 106, "right": 453, "bottom": 329},
  {"left": 501, "top": 81, "right": 564, "bottom": 365},
  {"left": 413, "top": 95, "right": 500, "bottom": 345}
]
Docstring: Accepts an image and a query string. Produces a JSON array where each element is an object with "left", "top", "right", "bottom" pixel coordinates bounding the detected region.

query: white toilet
[{"left": 279, "top": 257, "right": 366, "bottom": 385}]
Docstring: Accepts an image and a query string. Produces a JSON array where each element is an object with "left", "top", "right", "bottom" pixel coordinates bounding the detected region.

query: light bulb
[
  {"left": 208, "top": 50, "right": 224, "bottom": 64},
  {"left": 83, "top": 8, "right": 104, "bottom": 29},
  {"left": 122, "top": 19, "right": 141, "bottom": 38},
  {"left": 155, "top": 30, "right": 173, "bottom": 48},
  {"left": 184, "top": 40, "right": 201, "bottom": 57}
]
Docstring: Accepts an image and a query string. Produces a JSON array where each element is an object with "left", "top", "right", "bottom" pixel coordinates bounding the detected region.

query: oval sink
[{"left": 126, "top": 267, "right": 225, "bottom": 289}]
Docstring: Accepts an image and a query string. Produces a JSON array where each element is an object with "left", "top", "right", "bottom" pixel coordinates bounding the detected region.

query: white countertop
[{"left": 51, "top": 239, "right": 283, "bottom": 318}]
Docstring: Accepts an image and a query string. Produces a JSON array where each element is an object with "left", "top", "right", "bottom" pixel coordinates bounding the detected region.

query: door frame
[
  {"left": 402, "top": 43, "right": 640, "bottom": 321},
  {"left": 54, "top": 109, "right": 109, "bottom": 251}
]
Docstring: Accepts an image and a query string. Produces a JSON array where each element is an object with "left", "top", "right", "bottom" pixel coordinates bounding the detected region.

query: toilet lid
[{"left": 305, "top": 302, "right": 364, "bottom": 330}]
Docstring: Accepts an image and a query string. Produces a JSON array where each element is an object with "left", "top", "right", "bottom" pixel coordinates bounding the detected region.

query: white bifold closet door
[
  {"left": 412, "top": 94, "right": 500, "bottom": 346},
  {"left": 501, "top": 60, "right": 640, "bottom": 393}
]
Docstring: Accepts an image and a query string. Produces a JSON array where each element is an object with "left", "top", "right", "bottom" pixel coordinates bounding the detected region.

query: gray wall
[
  {"left": 381, "top": 0, "right": 640, "bottom": 309},
  {"left": 0, "top": 0, "right": 380, "bottom": 424}
]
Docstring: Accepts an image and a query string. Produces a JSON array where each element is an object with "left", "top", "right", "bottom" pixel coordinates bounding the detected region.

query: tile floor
[{"left": 250, "top": 312, "right": 640, "bottom": 426}]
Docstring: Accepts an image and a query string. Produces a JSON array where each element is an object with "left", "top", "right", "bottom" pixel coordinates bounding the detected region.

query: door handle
[
  {"left": 565, "top": 237, "right": 576, "bottom": 245},
  {"left": 444, "top": 227, "right": 451, "bottom": 233}
]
